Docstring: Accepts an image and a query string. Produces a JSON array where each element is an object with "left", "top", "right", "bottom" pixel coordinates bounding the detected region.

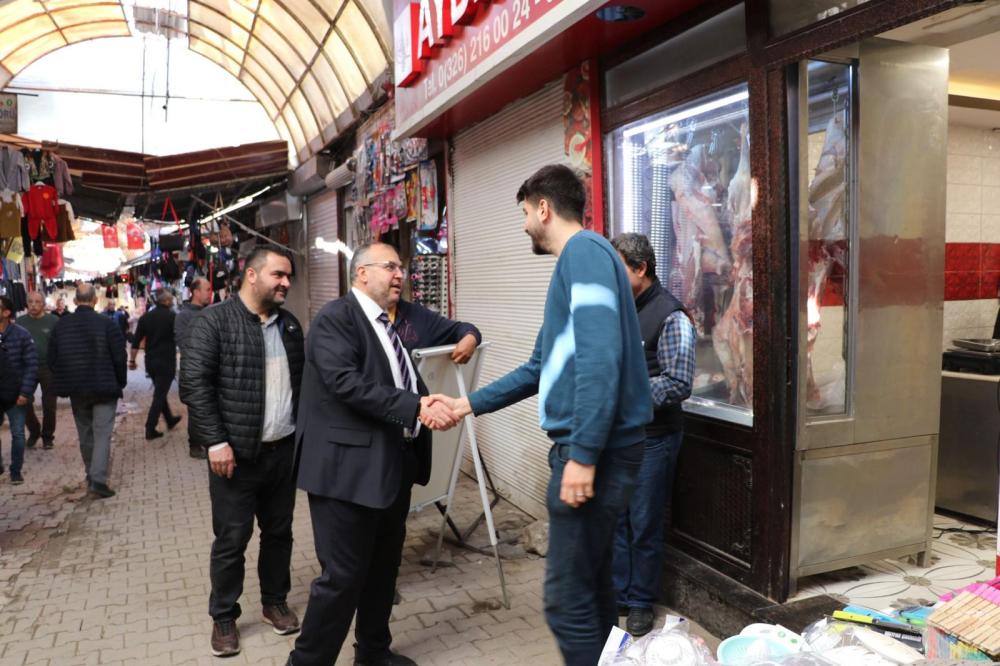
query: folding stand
[{"left": 412, "top": 343, "right": 510, "bottom": 609}]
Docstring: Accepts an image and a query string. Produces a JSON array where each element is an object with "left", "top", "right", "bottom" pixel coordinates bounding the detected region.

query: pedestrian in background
[
  {"left": 0, "top": 295, "right": 38, "bottom": 485},
  {"left": 431, "top": 165, "right": 653, "bottom": 665},
  {"left": 610, "top": 233, "right": 695, "bottom": 637},
  {"left": 175, "top": 276, "right": 212, "bottom": 458},
  {"left": 180, "top": 247, "right": 305, "bottom": 658},
  {"left": 48, "top": 283, "right": 126, "bottom": 498},
  {"left": 130, "top": 288, "right": 181, "bottom": 441},
  {"left": 18, "top": 291, "right": 59, "bottom": 450}
]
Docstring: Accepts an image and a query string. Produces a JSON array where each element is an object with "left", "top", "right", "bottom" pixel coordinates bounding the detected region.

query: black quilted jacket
[
  {"left": 48, "top": 305, "right": 127, "bottom": 400},
  {"left": 179, "top": 295, "right": 304, "bottom": 461}
]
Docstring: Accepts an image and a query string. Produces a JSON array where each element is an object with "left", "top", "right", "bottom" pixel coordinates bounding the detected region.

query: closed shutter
[
  {"left": 452, "top": 81, "right": 564, "bottom": 517},
  {"left": 306, "top": 188, "right": 340, "bottom": 323}
]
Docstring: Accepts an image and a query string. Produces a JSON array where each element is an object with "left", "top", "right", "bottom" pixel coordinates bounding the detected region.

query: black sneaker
[
  {"left": 26, "top": 434, "right": 39, "bottom": 449},
  {"left": 626, "top": 607, "right": 654, "bottom": 637},
  {"left": 166, "top": 415, "right": 182, "bottom": 430},
  {"left": 42, "top": 440, "right": 54, "bottom": 450},
  {"left": 88, "top": 482, "right": 116, "bottom": 499},
  {"left": 145, "top": 430, "right": 164, "bottom": 441},
  {"left": 11, "top": 473, "right": 23, "bottom": 485},
  {"left": 617, "top": 603, "right": 629, "bottom": 617}
]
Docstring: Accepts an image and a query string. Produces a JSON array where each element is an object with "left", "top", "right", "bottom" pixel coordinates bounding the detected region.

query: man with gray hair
[
  {"left": 48, "top": 283, "right": 127, "bottom": 498},
  {"left": 176, "top": 277, "right": 213, "bottom": 458},
  {"left": 609, "top": 232, "right": 696, "bottom": 637},
  {"left": 131, "top": 287, "right": 180, "bottom": 440}
]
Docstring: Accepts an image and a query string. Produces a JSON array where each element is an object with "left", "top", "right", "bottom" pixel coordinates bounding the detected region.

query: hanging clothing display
[
  {"left": 419, "top": 161, "right": 438, "bottom": 231},
  {"left": 0, "top": 189, "right": 24, "bottom": 238},
  {"left": 55, "top": 200, "right": 76, "bottom": 242},
  {"left": 52, "top": 155, "right": 73, "bottom": 196},
  {"left": 22, "top": 183, "right": 59, "bottom": 240},
  {"left": 0, "top": 146, "right": 29, "bottom": 192},
  {"left": 40, "top": 243, "right": 64, "bottom": 279},
  {"left": 23, "top": 149, "right": 55, "bottom": 184}
]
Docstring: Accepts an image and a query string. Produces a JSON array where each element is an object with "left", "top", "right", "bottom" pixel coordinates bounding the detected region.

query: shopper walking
[
  {"left": 609, "top": 233, "right": 696, "bottom": 637},
  {"left": 0, "top": 295, "right": 38, "bottom": 485},
  {"left": 288, "top": 242, "right": 457, "bottom": 666},
  {"left": 18, "top": 291, "right": 59, "bottom": 450},
  {"left": 48, "top": 283, "right": 127, "bottom": 498},
  {"left": 180, "top": 247, "right": 305, "bottom": 658},
  {"left": 130, "top": 288, "right": 181, "bottom": 440},
  {"left": 175, "top": 276, "right": 212, "bottom": 458},
  {"left": 431, "top": 165, "right": 652, "bottom": 665}
]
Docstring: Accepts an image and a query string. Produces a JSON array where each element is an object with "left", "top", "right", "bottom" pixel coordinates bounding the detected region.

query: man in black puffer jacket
[
  {"left": 48, "top": 283, "right": 127, "bottom": 498},
  {"left": 179, "top": 246, "right": 304, "bottom": 659}
]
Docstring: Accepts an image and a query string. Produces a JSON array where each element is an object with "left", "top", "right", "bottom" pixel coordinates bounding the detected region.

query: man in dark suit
[
  {"left": 288, "top": 242, "right": 457, "bottom": 666},
  {"left": 130, "top": 288, "right": 181, "bottom": 440}
]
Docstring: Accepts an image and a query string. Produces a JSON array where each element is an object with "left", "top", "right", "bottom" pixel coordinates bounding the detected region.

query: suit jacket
[{"left": 296, "top": 291, "right": 432, "bottom": 509}]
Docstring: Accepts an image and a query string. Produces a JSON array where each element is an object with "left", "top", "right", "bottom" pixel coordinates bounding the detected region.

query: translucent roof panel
[{"left": 0, "top": 0, "right": 390, "bottom": 164}]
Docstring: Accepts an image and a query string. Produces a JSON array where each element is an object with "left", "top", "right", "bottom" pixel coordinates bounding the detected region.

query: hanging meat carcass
[
  {"left": 713, "top": 123, "right": 754, "bottom": 406},
  {"left": 805, "top": 113, "right": 848, "bottom": 410},
  {"left": 669, "top": 144, "right": 732, "bottom": 335}
]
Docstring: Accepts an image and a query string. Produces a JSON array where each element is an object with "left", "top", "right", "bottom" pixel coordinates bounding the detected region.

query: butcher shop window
[
  {"left": 608, "top": 84, "right": 753, "bottom": 426},
  {"left": 803, "top": 60, "right": 853, "bottom": 417}
]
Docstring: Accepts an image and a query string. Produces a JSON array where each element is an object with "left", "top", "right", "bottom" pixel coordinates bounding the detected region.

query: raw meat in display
[
  {"left": 669, "top": 144, "right": 732, "bottom": 334},
  {"left": 805, "top": 114, "right": 848, "bottom": 410},
  {"left": 713, "top": 124, "right": 754, "bottom": 406}
]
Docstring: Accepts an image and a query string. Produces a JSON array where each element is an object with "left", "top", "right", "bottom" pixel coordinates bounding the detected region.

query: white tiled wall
[
  {"left": 943, "top": 299, "right": 997, "bottom": 351},
  {"left": 946, "top": 125, "right": 1000, "bottom": 242}
]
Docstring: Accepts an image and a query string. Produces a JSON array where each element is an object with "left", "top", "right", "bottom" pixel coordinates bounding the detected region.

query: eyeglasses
[{"left": 361, "top": 261, "right": 407, "bottom": 276}]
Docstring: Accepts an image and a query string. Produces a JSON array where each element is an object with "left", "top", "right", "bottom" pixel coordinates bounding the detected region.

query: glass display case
[
  {"left": 802, "top": 60, "right": 853, "bottom": 417},
  {"left": 608, "top": 84, "right": 752, "bottom": 425}
]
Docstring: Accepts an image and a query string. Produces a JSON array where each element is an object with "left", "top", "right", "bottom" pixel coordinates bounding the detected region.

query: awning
[{"left": 0, "top": 0, "right": 391, "bottom": 164}]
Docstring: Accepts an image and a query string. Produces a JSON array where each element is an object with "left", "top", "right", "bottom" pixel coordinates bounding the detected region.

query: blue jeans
[
  {"left": 3, "top": 404, "right": 27, "bottom": 477},
  {"left": 544, "top": 442, "right": 643, "bottom": 666},
  {"left": 612, "top": 432, "right": 683, "bottom": 610}
]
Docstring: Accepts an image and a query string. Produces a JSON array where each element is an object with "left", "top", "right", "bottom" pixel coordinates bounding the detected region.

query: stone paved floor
[{"left": 0, "top": 362, "right": 708, "bottom": 666}]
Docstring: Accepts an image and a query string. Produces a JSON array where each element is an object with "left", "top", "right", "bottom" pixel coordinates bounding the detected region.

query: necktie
[{"left": 377, "top": 313, "right": 412, "bottom": 391}]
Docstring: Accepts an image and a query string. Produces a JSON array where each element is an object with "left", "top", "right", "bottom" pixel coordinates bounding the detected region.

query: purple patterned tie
[{"left": 378, "top": 313, "right": 412, "bottom": 391}]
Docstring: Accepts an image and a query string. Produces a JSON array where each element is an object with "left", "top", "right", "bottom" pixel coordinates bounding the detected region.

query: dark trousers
[
  {"left": 25, "top": 365, "right": 56, "bottom": 443},
  {"left": 145, "top": 370, "right": 175, "bottom": 433},
  {"left": 544, "top": 442, "right": 643, "bottom": 666},
  {"left": 291, "top": 453, "right": 415, "bottom": 666},
  {"left": 612, "top": 432, "right": 683, "bottom": 610},
  {"left": 208, "top": 438, "right": 296, "bottom": 621}
]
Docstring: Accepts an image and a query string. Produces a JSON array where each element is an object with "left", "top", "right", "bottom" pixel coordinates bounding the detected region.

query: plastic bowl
[{"left": 717, "top": 635, "right": 795, "bottom": 665}]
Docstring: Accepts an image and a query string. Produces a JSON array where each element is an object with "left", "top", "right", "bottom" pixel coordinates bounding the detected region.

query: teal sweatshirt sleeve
[
  {"left": 468, "top": 330, "right": 542, "bottom": 415},
  {"left": 565, "top": 240, "right": 623, "bottom": 465}
]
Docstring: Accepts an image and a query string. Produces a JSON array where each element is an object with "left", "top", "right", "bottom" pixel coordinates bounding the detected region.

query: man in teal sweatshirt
[{"left": 432, "top": 164, "right": 652, "bottom": 665}]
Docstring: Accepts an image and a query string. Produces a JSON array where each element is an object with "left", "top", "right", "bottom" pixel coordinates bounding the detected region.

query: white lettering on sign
[{"left": 396, "top": 0, "right": 498, "bottom": 87}]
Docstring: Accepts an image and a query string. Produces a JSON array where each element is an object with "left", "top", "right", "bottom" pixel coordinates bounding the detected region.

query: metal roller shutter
[
  {"left": 306, "top": 188, "right": 340, "bottom": 323},
  {"left": 451, "top": 81, "right": 564, "bottom": 518}
]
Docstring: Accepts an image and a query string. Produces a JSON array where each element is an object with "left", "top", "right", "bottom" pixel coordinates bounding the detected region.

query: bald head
[{"left": 75, "top": 283, "right": 97, "bottom": 305}]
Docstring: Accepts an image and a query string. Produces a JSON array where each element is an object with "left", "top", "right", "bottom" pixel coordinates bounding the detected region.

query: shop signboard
[
  {"left": 0, "top": 93, "right": 16, "bottom": 134},
  {"left": 393, "top": 0, "right": 605, "bottom": 136}
]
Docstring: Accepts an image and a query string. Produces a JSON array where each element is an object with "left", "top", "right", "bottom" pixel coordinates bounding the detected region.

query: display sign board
[
  {"left": 0, "top": 93, "right": 17, "bottom": 134},
  {"left": 393, "top": 0, "right": 605, "bottom": 136}
]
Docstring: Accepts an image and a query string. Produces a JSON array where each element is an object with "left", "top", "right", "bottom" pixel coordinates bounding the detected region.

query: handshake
[{"left": 418, "top": 394, "right": 472, "bottom": 431}]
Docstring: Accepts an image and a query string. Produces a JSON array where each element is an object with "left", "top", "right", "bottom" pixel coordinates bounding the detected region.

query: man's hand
[
  {"left": 419, "top": 396, "right": 459, "bottom": 430},
  {"left": 450, "top": 334, "right": 478, "bottom": 365},
  {"left": 427, "top": 394, "right": 472, "bottom": 420},
  {"left": 208, "top": 444, "right": 237, "bottom": 479},
  {"left": 128, "top": 358, "right": 138, "bottom": 370},
  {"left": 560, "top": 460, "right": 596, "bottom": 508},
  {"left": 15, "top": 395, "right": 29, "bottom": 407}
]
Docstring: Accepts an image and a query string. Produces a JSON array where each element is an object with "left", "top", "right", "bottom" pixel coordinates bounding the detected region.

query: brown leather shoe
[
  {"left": 262, "top": 603, "right": 300, "bottom": 635},
  {"left": 211, "top": 619, "right": 240, "bottom": 657}
]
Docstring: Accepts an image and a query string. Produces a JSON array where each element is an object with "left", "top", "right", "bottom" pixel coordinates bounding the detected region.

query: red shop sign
[{"left": 394, "top": 0, "right": 565, "bottom": 124}]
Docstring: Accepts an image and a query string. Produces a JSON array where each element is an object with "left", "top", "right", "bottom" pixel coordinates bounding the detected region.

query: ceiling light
[{"left": 596, "top": 6, "right": 645, "bottom": 22}]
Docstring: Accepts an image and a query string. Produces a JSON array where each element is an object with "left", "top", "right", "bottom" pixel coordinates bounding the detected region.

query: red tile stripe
[{"left": 945, "top": 242, "right": 1000, "bottom": 301}]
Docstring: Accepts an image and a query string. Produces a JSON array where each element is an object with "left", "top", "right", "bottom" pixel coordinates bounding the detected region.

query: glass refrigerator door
[
  {"left": 608, "top": 84, "right": 752, "bottom": 425},
  {"left": 802, "top": 60, "right": 854, "bottom": 419}
]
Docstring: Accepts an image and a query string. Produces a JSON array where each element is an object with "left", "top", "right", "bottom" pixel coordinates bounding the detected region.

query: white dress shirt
[{"left": 352, "top": 287, "right": 421, "bottom": 436}]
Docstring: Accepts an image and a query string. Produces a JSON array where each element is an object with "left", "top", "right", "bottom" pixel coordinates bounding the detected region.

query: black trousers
[
  {"left": 290, "top": 451, "right": 415, "bottom": 666},
  {"left": 208, "top": 438, "right": 296, "bottom": 621},
  {"left": 25, "top": 365, "right": 56, "bottom": 442},
  {"left": 145, "top": 370, "right": 175, "bottom": 433}
]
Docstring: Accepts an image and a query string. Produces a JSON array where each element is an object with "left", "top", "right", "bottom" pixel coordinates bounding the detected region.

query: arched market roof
[{"left": 0, "top": 0, "right": 392, "bottom": 163}]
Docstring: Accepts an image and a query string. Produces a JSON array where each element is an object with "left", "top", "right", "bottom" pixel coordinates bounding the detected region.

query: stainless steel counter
[{"left": 937, "top": 371, "right": 999, "bottom": 525}]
